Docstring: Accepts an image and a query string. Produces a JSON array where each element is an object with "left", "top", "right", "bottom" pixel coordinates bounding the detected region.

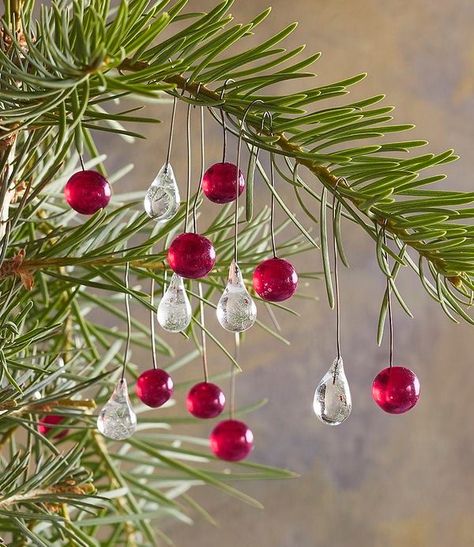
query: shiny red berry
[
  {"left": 210, "top": 419, "right": 254, "bottom": 462},
  {"left": 38, "top": 414, "right": 69, "bottom": 440},
  {"left": 167, "top": 233, "right": 216, "bottom": 279},
  {"left": 64, "top": 170, "right": 111, "bottom": 215},
  {"left": 186, "top": 382, "right": 225, "bottom": 419},
  {"left": 135, "top": 368, "right": 173, "bottom": 408},
  {"left": 253, "top": 257, "right": 298, "bottom": 302},
  {"left": 372, "top": 366, "right": 420, "bottom": 414},
  {"left": 202, "top": 162, "right": 245, "bottom": 204}
]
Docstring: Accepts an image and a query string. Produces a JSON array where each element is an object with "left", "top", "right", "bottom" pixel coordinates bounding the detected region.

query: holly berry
[
  {"left": 64, "top": 170, "right": 111, "bottom": 215},
  {"left": 135, "top": 368, "right": 173, "bottom": 408},
  {"left": 167, "top": 233, "right": 216, "bottom": 279},
  {"left": 210, "top": 419, "right": 254, "bottom": 461},
  {"left": 38, "top": 414, "right": 69, "bottom": 440},
  {"left": 202, "top": 162, "right": 245, "bottom": 204},
  {"left": 253, "top": 257, "right": 298, "bottom": 302},
  {"left": 186, "top": 382, "right": 225, "bottom": 419},
  {"left": 372, "top": 366, "right": 420, "bottom": 414}
]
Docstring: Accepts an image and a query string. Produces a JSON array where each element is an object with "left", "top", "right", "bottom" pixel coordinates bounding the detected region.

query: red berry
[
  {"left": 372, "top": 366, "right": 420, "bottom": 414},
  {"left": 210, "top": 419, "right": 254, "bottom": 462},
  {"left": 38, "top": 414, "right": 69, "bottom": 440},
  {"left": 253, "top": 257, "right": 298, "bottom": 302},
  {"left": 135, "top": 368, "right": 173, "bottom": 408},
  {"left": 167, "top": 233, "right": 216, "bottom": 279},
  {"left": 186, "top": 382, "right": 225, "bottom": 419},
  {"left": 64, "top": 170, "right": 111, "bottom": 215},
  {"left": 202, "top": 162, "right": 245, "bottom": 204}
]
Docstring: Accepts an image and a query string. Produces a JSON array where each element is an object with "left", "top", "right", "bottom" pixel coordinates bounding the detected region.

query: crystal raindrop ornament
[
  {"left": 372, "top": 366, "right": 420, "bottom": 414},
  {"left": 313, "top": 357, "right": 352, "bottom": 426},
  {"left": 253, "top": 257, "right": 298, "bottom": 302},
  {"left": 97, "top": 379, "right": 137, "bottom": 440},
  {"left": 157, "top": 273, "right": 192, "bottom": 332},
  {"left": 210, "top": 419, "right": 254, "bottom": 461},
  {"left": 217, "top": 260, "right": 257, "bottom": 332},
  {"left": 202, "top": 162, "right": 245, "bottom": 204},
  {"left": 64, "top": 170, "right": 111, "bottom": 215},
  {"left": 167, "top": 233, "right": 216, "bottom": 279},
  {"left": 144, "top": 163, "right": 180, "bottom": 221}
]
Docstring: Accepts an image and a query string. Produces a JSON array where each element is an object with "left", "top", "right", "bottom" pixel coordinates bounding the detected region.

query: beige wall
[{"left": 109, "top": 1, "right": 474, "bottom": 545}]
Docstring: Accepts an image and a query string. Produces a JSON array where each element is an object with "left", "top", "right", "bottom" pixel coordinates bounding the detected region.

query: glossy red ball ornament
[
  {"left": 167, "top": 233, "right": 216, "bottom": 279},
  {"left": 186, "top": 382, "right": 225, "bottom": 419},
  {"left": 372, "top": 366, "right": 420, "bottom": 414},
  {"left": 210, "top": 419, "right": 254, "bottom": 462},
  {"left": 64, "top": 170, "right": 111, "bottom": 215},
  {"left": 135, "top": 368, "right": 173, "bottom": 408},
  {"left": 253, "top": 257, "right": 298, "bottom": 302},
  {"left": 38, "top": 415, "right": 69, "bottom": 439},
  {"left": 202, "top": 162, "right": 245, "bottom": 204}
]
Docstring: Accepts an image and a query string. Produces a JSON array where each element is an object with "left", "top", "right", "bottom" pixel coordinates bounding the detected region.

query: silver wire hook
[
  {"left": 332, "top": 178, "right": 343, "bottom": 362},
  {"left": 121, "top": 262, "right": 132, "bottom": 382},
  {"left": 232, "top": 100, "right": 266, "bottom": 262},
  {"left": 219, "top": 79, "right": 235, "bottom": 162}
]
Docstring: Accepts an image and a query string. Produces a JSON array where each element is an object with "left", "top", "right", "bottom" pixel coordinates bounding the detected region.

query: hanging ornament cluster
[{"left": 81, "top": 95, "right": 421, "bottom": 463}]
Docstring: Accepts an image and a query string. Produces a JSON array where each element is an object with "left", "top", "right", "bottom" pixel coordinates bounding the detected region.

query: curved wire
[
  {"left": 259, "top": 111, "right": 278, "bottom": 258},
  {"left": 121, "top": 262, "right": 132, "bottom": 382},
  {"left": 233, "top": 100, "right": 266, "bottom": 262},
  {"left": 219, "top": 79, "right": 235, "bottom": 163}
]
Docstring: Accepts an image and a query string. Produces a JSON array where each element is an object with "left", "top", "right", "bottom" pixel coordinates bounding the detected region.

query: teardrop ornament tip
[
  {"left": 97, "top": 378, "right": 137, "bottom": 440},
  {"left": 157, "top": 273, "right": 192, "bottom": 333},
  {"left": 144, "top": 163, "right": 180, "bottom": 221},
  {"left": 216, "top": 260, "right": 257, "bottom": 332},
  {"left": 313, "top": 357, "right": 352, "bottom": 426}
]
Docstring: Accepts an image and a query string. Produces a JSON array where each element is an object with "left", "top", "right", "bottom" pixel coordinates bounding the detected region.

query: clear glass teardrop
[
  {"left": 97, "top": 378, "right": 137, "bottom": 440},
  {"left": 216, "top": 259, "right": 257, "bottom": 332},
  {"left": 157, "top": 273, "right": 192, "bottom": 333},
  {"left": 144, "top": 163, "right": 180, "bottom": 220},
  {"left": 313, "top": 357, "right": 352, "bottom": 426}
]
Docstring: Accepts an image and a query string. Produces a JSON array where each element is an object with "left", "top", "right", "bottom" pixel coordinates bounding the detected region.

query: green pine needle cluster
[{"left": 0, "top": 0, "right": 472, "bottom": 544}]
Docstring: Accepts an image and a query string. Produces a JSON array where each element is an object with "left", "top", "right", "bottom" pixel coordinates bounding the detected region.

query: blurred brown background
[{"left": 107, "top": 1, "right": 474, "bottom": 545}]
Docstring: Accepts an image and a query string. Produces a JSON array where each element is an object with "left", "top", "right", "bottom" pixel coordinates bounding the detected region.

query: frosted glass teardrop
[
  {"left": 313, "top": 357, "right": 352, "bottom": 426},
  {"left": 216, "top": 260, "right": 257, "bottom": 332},
  {"left": 157, "top": 273, "right": 192, "bottom": 332},
  {"left": 144, "top": 163, "right": 180, "bottom": 220},
  {"left": 97, "top": 378, "right": 137, "bottom": 440}
]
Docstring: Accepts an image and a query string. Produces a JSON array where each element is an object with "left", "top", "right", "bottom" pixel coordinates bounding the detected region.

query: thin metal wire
[
  {"left": 232, "top": 101, "right": 266, "bottom": 262},
  {"left": 198, "top": 282, "right": 209, "bottom": 382},
  {"left": 221, "top": 109, "right": 227, "bottom": 164},
  {"left": 191, "top": 105, "right": 205, "bottom": 233},
  {"left": 150, "top": 277, "right": 158, "bottom": 370},
  {"left": 269, "top": 152, "right": 277, "bottom": 258},
  {"left": 383, "top": 227, "right": 394, "bottom": 368},
  {"left": 165, "top": 95, "right": 178, "bottom": 170},
  {"left": 78, "top": 154, "right": 85, "bottom": 171},
  {"left": 218, "top": 79, "right": 235, "bottom": 163},
  {"left": 230, "top": 332, "right": 239, "bottom": 419},
  {"left": 184, "top": 101, "right": 192, "bottom": 233},
  {"left": 332, "top": 188, "right": 342, "bottom": 361},
  {"left": 121, "top": 262, "right": 132, "bottom": 382},
  {"left": 258, "top": 111, "right": 278, "bottom": 258}
]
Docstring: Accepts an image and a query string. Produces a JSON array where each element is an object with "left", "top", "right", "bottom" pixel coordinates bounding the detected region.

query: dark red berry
[
  {"left": 253, "top": 257, "right": 298, "bottom": 302},
  {"left": 167, "top": 233, "right": 216, "bottom": 279},
  {"left": 186, "top": 382, "right": 225, "bottom": 419},
  {"left": 202, "top": 162, "right": 245, "bottom": 204},
  {"left": 64, "top": 170, "right": 111, "bottom": 215},
  {"left": 135, "top": 368, "right": 173, "bottom": 408},
  {"left": 210, "top": 419, "right": 254, "bottom": 462}
]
